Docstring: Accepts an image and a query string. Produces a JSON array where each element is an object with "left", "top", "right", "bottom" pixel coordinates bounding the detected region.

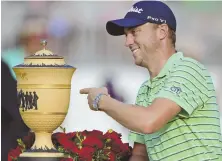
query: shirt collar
[
  {"left": 147, "top": 52, "right": 183, "bottom": 87},
  {"left": 155, "top": 52, "right": 183, "bottom": 79}
]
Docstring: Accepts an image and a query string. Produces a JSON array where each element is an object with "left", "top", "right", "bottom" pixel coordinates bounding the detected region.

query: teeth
[{"left": 133, "top": 49, "right": 138, "bottom": 53}]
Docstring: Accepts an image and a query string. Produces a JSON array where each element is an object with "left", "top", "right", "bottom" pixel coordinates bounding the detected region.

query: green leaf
[
  {"left": 57, "top": 146, "right": 65, "bottom": 153},
  {"left": 17, "top": 138, "right": 26, "bottom": 150},
  {"left": 74, "top": 137, "right": 79, "bottom": 143},
  {"left": 99, "top": 155, "right": 109, "bottom": 160},
  {"left": 59, "top": 126, "right": 66, "bottom": 133},
  {"left": 79, "top": 135, "right": 85, "bottom": 141},
  {"left": 10, "top": 156, "right": 18, "bottom": 161},
  {"left": 17, "top": 138, "right": 23, "bottom": 144}
]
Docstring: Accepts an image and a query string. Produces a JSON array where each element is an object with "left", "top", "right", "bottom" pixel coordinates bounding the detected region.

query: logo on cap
[
  {"left": 128, "top": 6, "right": 143, "bottom": 14},
  {"left": 147, "top": 16, "right": 167, "bottom": 24}
]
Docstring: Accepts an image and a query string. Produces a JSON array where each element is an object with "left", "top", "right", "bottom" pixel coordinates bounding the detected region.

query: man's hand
[
  {"left": 80, "top": 87, "right": 109, "bottom": 110},
  {"left": 129, "top": 143, "right": 149, "bottom": 161}
]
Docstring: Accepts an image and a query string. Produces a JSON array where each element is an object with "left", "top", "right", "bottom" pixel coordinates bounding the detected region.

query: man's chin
[{"left": 135, "top": 59, "right": 143, "bottom": 67}]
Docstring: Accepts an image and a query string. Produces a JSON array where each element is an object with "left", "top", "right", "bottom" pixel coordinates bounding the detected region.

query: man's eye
[
  {"left": 132, "top": 29, "right": 139, "bottom": 35},
  {"left": 132, "top": 30, "right": 136, "bottom": 35}
]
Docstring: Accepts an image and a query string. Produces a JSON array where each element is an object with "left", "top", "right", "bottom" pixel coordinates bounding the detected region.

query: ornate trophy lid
[{"left": 14, "top": 40, "right": 74, "bottom": 68}]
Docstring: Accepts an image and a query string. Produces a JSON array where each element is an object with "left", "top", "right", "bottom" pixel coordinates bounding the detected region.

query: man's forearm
[
  {"left": 129, "top": 155, "right": 149, "bottom": 161},
  {"left": 99, "top": 96, "right": 151, "bottom": 134}
]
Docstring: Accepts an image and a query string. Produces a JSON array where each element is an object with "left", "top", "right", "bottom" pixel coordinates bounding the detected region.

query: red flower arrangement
[{"left": 8, "top": 129, "right": 132, "bottom": 161}]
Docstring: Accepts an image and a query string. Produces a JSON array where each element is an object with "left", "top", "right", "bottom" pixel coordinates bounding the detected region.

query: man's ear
[{"left": 158, "top": 24, "right": 168, "bottom": 40}]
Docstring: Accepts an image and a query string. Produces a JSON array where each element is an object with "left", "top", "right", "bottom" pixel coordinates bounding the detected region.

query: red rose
[
  {"left": 87, "top": 130, "right": 103, "bottom": 138},
  {"left": 115, "top": 143, "right": 132, "bottom": 160},
  {"left": 70, "top": 145, "right": 81, "bottom": 154},
  {"left": 60, "top": 158, "right": 73, "bottom": 161},
  {"left": 8, "top": 155, "right": 12, "bottom": 161},
  {"left": 103, "top": 149, "right": 116, "bottom": 161},
  {"left": 57, "top": 135, "right": 76, "bottom": 151},
  {"left": 108, "top": 151, "right": 116, "bottom": 161},
  {"left": 22, "top": 132, "right": 35, "bottom": 149},
  {"left": 104, "top": 130, "right": 122, "bottom": 142},
  {"left": 80, "top": 130, "right": 103, "bottom": 139},
  {"left": 55, "top": 132, "right": 82, "bottom": 154},
  {"left": 110, "top": 141, "right": 122, "bottom": 153},
  {"left": 82, "top": 136, "right": 104, "bottom": 149},
  {"left": 120, "top": 143, "right": 130, "bottom": 152},
  {"left": 8, "top": 146, "right": 22, "bottom": 161},
  {"left": 78, "top": 146, "right": 95, "bottom": 161},
  {"left": 79, "top": 130, "right": 89, "bottom": 136},
  {"left": 55, "top": 132, "right": 67, "bottom": 139},
  {"left": 109, "top": 138, "right": 131, "bottom": 154},
  {"left": 66, "top": 132, "right": 76, "bottom": 140}
]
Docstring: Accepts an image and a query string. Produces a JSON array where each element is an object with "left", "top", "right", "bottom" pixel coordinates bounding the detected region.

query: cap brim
[{"left": 106, "top": 18, "right": 147, "bottom": 36}]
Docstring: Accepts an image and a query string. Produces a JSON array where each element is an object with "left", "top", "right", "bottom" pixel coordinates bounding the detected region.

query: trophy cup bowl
[{"left": 13, "top": 40, "right": 75, "bottom": 161}]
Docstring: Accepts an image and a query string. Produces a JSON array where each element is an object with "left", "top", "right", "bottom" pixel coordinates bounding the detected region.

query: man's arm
[
  {"left": 79, "top": 87, "right": 181, "bottom": 134},
  {"left": 129, "top": 143, "right": 149, "bottom": 161},
  {"left": 99, "top": 96, "right": 181, "bottom": 134}
]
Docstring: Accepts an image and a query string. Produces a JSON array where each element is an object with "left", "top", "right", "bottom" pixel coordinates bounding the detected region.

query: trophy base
[{"left": 18, "top": 152, "right": 68, "bottom": 161}]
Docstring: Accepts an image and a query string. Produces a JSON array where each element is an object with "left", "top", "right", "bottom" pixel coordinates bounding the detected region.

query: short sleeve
[
  {"left": 128, "top": 130, "right": 145, "bottom": 144},
  {"left": 155, "top": 65, "right": 206, "bottom": 118}
]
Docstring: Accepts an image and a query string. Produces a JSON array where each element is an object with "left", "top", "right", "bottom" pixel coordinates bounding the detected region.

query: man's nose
[{"left": 125, "top": 34, "right": 135, "bottom": 47}]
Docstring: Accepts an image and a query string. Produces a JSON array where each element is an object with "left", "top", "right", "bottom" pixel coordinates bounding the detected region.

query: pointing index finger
[{"left": 80, "top": 88, "right": 91, "bottom": 94}]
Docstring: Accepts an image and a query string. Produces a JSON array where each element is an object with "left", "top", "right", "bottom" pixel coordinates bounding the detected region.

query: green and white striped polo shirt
[{"left": 129, "top": 52, "right": 222, "bottom": 161}]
